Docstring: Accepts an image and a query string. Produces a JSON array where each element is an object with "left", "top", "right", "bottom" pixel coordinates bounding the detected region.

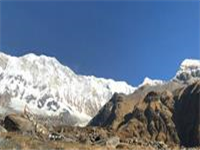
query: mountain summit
[{"left": 174, "top": 59, "right": 200, "bottom": 83}]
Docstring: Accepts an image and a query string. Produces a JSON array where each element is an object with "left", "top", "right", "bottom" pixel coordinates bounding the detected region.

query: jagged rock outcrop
[{"left": 117, "top": 90, "right": 179, "bottom": 146}]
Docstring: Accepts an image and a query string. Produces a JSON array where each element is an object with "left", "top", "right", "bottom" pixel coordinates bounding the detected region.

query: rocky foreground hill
[
  {"left": 89, "top": 80, "right": 200, "bottom": 148},
  {"left": 0, "top": 80, "right": 199, "bottom": 149}
]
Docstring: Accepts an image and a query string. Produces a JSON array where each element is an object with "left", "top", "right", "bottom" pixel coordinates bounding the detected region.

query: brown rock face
[
  {"left": 89, "top": 81, "right": 200, "bottom": 147},
  {"left": 173, "top": 81, "right": 200, "bottom": 147},
  {"left": 117, "top": 90, "right": 179, "bottom": 146},
  {"left": 90, "top": 90, "right": 179, "bottom": 145},
  {"left": 89, "top": 93, "right": 136, "bottom": 129}
]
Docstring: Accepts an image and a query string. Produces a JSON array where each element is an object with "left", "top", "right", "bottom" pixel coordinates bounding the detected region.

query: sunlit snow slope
[{"left": 0, "top": 52, "right": 135, "bottom": 125}]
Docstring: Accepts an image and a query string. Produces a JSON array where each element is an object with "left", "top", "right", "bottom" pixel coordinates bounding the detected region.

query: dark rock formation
[
  {"left": 173, "top": 81, "right": 200, "bottom": 147},
  {"left": 4, "top": 114, "right": 34, "bottom": 132}
]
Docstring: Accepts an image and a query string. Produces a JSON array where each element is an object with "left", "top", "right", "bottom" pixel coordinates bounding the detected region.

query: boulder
[{"left": 4, "top": 114, "right": 34, "bottom": 133}]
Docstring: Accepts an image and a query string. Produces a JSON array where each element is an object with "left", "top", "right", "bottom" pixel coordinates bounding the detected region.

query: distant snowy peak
[
  {"left": 175, "top": 59, "right": 200, "bottom": 83},
  {"left": 0, "top": 51, "right": 135, "bottom": 125},
  {"left": 139, "top": 77, "right": 164, "bottom": 87},
  {"left": 180, "top": 59, "right": 200, "bottom": 70},
  {"left": 138, "top": 58, "right": 200, "bottom": 87}
]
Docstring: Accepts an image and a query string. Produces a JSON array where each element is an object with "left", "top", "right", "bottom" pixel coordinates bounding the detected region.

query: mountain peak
[
  {"left": 20, "top": 53, "right": 58, "bottom": 63},
  {"left": 175, "top": 58, "right": 200, "bottom": 83},
  {"left": 180, "top": 59, "right": 200, "bottom": 70}
]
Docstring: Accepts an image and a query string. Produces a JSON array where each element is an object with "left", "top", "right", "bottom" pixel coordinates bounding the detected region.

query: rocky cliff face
[
  {"left": 173, "top": 81, "right": 200, "bottom": 147},
  {"left": 89, "top": 81, "right": 200, "bottom": 147}
]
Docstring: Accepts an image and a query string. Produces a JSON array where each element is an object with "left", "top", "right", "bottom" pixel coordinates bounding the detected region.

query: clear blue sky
[{"left": 0, "top": 1, "right": 199, "bottom": 86}]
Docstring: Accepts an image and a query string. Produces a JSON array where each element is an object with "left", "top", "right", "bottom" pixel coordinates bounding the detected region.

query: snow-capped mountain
[
  {"left": 0, "top": 52, "right": 135, "bottom": 125},
  {"left": 174, "top": 59, "right": 200, "bottom": 83},
  {"left": 139, "top": 59, "right": 200, "bottom": 87}
]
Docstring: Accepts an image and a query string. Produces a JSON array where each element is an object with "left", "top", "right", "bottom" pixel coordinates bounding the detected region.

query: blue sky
[{"left": 0, "top": 1, "right": 199, "bottom": 86}]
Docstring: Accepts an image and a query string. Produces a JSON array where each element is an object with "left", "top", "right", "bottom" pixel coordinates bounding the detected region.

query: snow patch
[{"left": 139, "top": 77, "right": 164, "bottom": 87}]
